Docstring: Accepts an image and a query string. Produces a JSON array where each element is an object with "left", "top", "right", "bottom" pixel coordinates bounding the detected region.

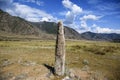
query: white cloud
[
  {"left": 79, "top": 14, "right": 120, "bottom": 33},
  {"left": 62, "top": 0, "right": 82, "bottom": 14},
  {"left": 64, "top": 11, "right": 75, "bottom": 24},
  {"left": 19, "top": 0, "right": 44, "bottom": 6},
  {"left": 82, "top": 10, "right": 93, "bottom": 15},
  {"left": 8, "top": 3, "right": 55, "bottom": 22},
  {"left": 62, "top": 0, "right": 72, "bottom": 9},
  {"left": 80, "top": 20, "right": 88, "bottom": 29},
  {"left": 59, "top": 11, "right": 67, "bottom": 16},
  {"left": 78, "top": 15, "right": 120, "bottom": 34},
  {"left": 80, "top": 14, "right": 101, "bottom": 21},
  {"left": 1, "top": 0, "right": 120, "bottom": 34},
  {"left": 92, "top": 24, "right": 120, "bottom": 33},
  {"left": 62, "top": 0, "right": 82, "bottom": 24},
  {"left": 0, "top": 0, "right": 56, "bottom": 22},
  {"left": 40, "top": 17, "right": 50, "bottom": 22},
  {"left": 72, "top": 4, "right": 82, "bottom": 14},
  {"left": 80, "top": 14, "right": 100, "bottom": 31}
]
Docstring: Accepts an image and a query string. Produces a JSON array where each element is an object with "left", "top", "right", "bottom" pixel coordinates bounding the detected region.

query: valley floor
[{"left": 0, "top": 40, "right": 120, "bottom": 80}]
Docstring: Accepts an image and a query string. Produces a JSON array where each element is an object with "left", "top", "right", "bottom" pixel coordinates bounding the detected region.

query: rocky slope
[
  {"left": 0, "top": 9, "right": 81, "bottom": 40},
  {"left": 0, "top": 10, "right": 41, "bottom": 35}
]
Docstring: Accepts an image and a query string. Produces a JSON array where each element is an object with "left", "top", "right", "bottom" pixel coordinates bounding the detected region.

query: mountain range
[{"left": 0, "top": 9, "right": 120, "bottom": 42}]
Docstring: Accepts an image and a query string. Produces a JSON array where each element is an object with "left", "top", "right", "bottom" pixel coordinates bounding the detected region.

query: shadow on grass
[{"left": 43, "top": 64, "right": 55, "bottom": 75}]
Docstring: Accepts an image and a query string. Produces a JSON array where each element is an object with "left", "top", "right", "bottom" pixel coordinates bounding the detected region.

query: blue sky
[{"left": 0, "top": 0, "right": 120, "bottom": 33}]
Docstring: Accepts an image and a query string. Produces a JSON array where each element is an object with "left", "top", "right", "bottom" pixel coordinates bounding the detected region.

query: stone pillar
[{"left": 55, "top": 21, "right": 65, "bottom": 76}]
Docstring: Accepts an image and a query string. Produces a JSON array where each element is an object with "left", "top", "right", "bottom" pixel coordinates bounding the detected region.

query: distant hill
[
  {"left": 0, "top": 9, "right": 120, "bottom": 41},
  {"left": 31, "top": 21, "right": 81, "bottom": 39},
  {"left": 0, "top": 9, "right": 41, "bottom": 35},
  {"left": 81, "top": 31, "right": 120, "bottom": 42},
  {"left": 0, "top": 9, "right": 81, "bottom": 40},
  {"left": 0, "top": 9, "right": 58, "bottom": 40}
]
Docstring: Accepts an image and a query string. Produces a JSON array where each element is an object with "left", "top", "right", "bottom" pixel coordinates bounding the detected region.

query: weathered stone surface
[{"left": 55, "top": 21, "right": 65, "bottom": 76}]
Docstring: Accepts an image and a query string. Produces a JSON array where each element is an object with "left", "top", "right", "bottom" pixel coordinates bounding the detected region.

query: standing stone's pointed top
[
  {"left": 58, "top": 20, "right": 62, "bottom": 23},
  {"left": 58, "top": 21, "right": 63, "bottom": 26}
]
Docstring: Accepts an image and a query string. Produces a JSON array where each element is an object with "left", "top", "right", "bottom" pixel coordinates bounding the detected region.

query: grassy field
[{"left": 0, "top": 40, "right": 120, "bottom": 80}]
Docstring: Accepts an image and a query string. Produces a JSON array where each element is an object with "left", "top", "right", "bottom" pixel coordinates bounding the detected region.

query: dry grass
[{"left": 0, "top": 40, "right": 120, "bottom": 80}]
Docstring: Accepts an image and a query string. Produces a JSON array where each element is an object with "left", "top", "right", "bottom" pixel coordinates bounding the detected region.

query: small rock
[
  {"left": 69, "top": 72, "right": 75, "bottom": 78},
  {"left": 68, "top": 69, "right": 81, "bottom": 80},
  {"left": 62, "top": 76, "right": 72, "bottom": 80},
  {"left": 82, "top": 59, "right": 89, "bottom": 65},
  {"left": 1, "top": 59, "right": 13, "bottom": 67},
  {"left": 18, "top": 58, "right": 22, "bottom": 63}
]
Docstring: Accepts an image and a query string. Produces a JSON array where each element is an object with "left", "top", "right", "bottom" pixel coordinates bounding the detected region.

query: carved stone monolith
[{"left": 55, "top": 21, "right": 65, "bottom": 76}]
